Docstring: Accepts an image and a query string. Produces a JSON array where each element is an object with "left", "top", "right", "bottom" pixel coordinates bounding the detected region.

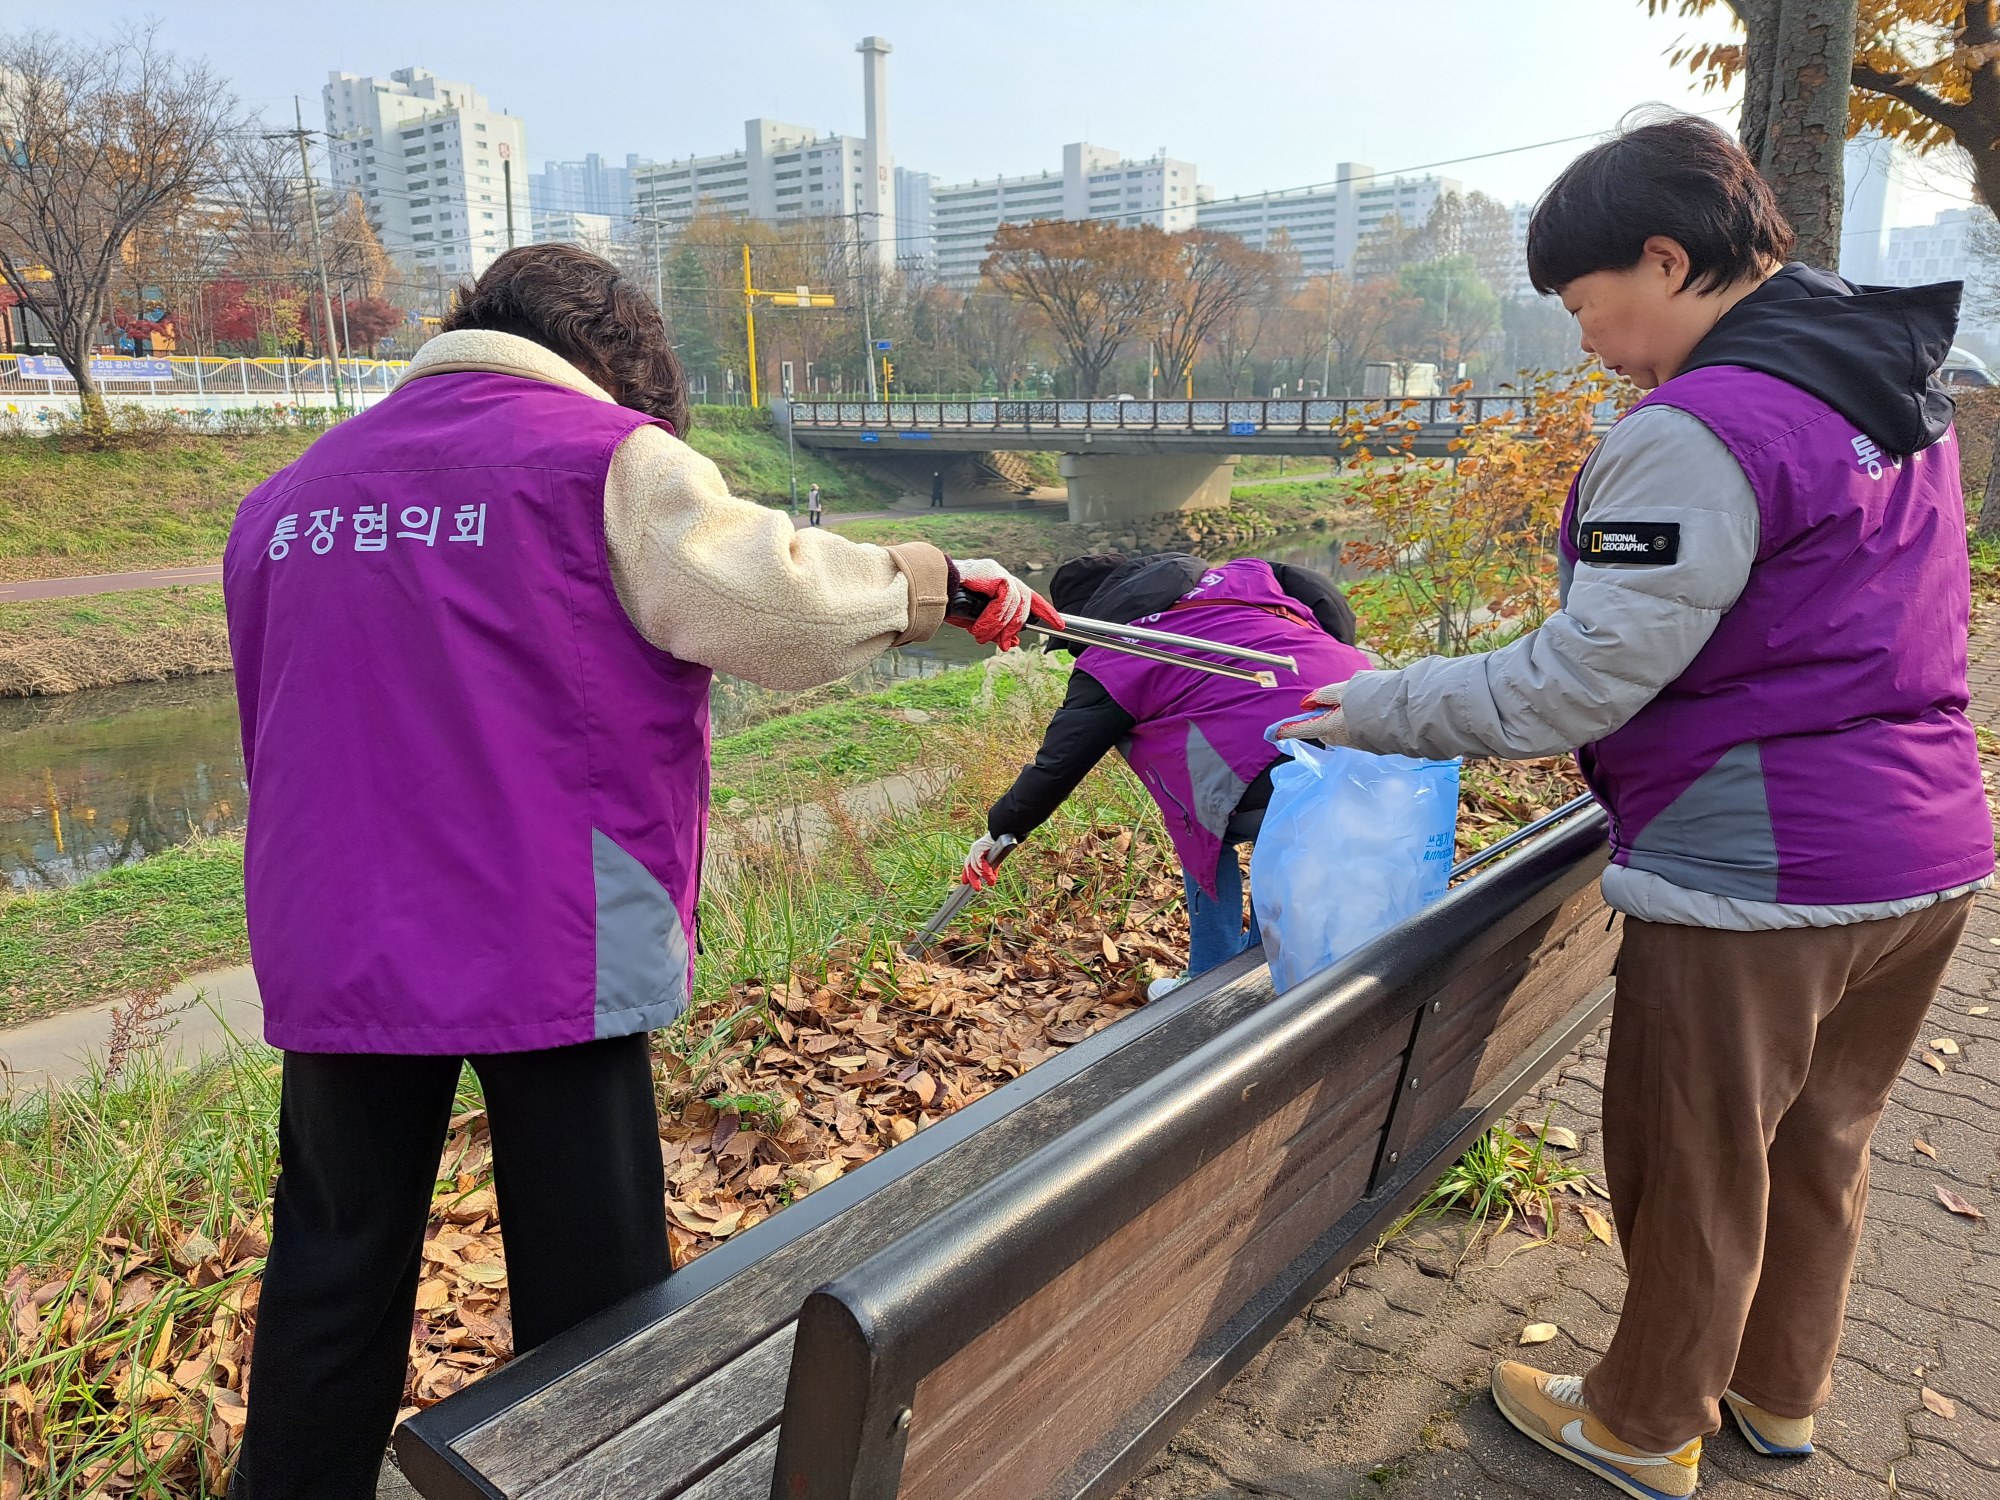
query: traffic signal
[{"left": 883, "top": 359, "right": 895, "bottom": 382}]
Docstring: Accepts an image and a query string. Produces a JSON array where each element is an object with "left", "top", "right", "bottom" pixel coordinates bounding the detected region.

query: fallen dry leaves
[
  {"left": 8, "top": 763, "right": 1591, "bottom": 1498},
  {"left": 1936, "top": 1184, "right": 1986, "bottom": 1221},
  {"left": 1921, "top": 1386, "right": 1958, "bottom": 1421}
]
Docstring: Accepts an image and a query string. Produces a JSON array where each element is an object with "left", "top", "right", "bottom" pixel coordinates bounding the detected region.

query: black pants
[{"left": 232, "top": 1034, "right": 669, "bottom": 1500}]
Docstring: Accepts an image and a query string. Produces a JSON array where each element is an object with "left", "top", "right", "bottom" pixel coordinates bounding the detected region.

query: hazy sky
[{"left": 43, "top": 1, "right": 1975, "bottom": 222}]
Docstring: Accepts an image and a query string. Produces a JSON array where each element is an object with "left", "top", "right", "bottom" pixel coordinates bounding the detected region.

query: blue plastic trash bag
[{"left": 1250, "top": 730, "right": 1460, "bottom": 994}]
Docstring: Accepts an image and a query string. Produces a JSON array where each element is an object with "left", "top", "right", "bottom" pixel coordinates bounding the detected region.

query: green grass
[
  {"left": 683, "top": 416, "right": 899, "bottom": 511},
  {"left": 0, "top": 585, "right": 227, "bottom": 642},
  {"left": 1972, "top": 530, "right": 1999, "bottom": 606},
  {"left": 1383, "top": 1116, "right": 1600, "bottom": 1268},
  {"left": 709, "top": 662, "right": 1013, "bottom": 805},
  {"left": 0, "top": 837, "right": 249, "bottom": 1029},
  {"left": 0, "top": 433, "right": 313, "bottom": 581},
  {"left": 1229, "top": 475, "right": 1353, "bottom": 510},
  {"left": 838, "top": 510, "right": 1073, "bottom": 565}
]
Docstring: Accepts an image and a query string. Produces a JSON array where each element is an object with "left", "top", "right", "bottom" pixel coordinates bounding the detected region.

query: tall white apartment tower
[
  {"left": 324, "top": 67, "right": 530, "bottom": 280},
  {"left": 857, "top": 36, "right": 896, "bottom": 270}
]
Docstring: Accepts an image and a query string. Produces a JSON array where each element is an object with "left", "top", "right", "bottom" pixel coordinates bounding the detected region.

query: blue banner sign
[
  {"left": 859, "top": 432, "right": 880, "bottom": 443},
  {"left": 16, "top": 355, "right": 174, "bottom": 381},
  {"left": 1228, "top": 420, "right": 1258, "bottom": 436}
]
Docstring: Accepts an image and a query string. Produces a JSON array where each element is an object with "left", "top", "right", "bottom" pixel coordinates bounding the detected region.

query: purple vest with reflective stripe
[
  {"left": 224, "top": 371, "right": 713, "bottom": 1054},
  {"left": 1080, "top": 559, "right": 1371, "bottom": 894},
  {"left": 1557, "top": 364, "right": 1991, "bottom": 906}
]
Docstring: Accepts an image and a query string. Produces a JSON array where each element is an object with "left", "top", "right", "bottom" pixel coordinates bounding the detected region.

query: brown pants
[{"left": 1582, "top": 896, "right": 1973, "bottom": 1452}]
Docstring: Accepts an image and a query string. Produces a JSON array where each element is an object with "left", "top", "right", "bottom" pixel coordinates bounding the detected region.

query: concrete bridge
[{"left": 784, "top": 396, "right": 1604, "bottom": 522}]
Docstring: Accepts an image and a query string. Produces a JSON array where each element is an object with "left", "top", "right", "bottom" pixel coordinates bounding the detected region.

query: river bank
[{"left": 0, "top": 481, "right": 1356, "bottom": 699}]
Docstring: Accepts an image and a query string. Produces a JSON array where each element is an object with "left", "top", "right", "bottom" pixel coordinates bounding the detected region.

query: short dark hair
[
  {"left": 1526, "top": 112, "right": 1795, "bottom": 296},
  {"left": 442, "top": 243, "right": 689, "bottom": 436}
]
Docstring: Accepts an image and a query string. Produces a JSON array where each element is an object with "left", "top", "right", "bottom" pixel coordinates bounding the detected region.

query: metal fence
[
  {"left": 788, "top": 396, "right": 1543, "bottom": 433},
  {"left": 0, "top": 354, "right": 409, "bottom": 404}
]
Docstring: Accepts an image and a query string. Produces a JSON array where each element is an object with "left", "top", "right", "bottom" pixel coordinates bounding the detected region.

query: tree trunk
[
  {"left": 1734, "top": 0, "right": 1854, "bottom": 267},
  {"left": 1979, "top": 416, "right": 2000, "bottom": 541},
  {"left": 76, "top": 377, "right": 112, "bottom": 447}
]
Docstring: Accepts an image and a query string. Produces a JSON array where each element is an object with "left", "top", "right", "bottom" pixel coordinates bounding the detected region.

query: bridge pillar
[{"left": 1059, "top": 452, "right": 1239, "bottom": 525}]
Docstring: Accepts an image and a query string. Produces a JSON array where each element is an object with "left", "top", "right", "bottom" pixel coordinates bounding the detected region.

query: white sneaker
[{"left": 1146, "top": 976, "right": 1186, "bottom": 1002}]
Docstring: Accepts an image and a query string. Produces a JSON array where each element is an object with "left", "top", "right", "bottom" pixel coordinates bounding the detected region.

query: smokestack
[{"left": 856, "top": 36, "right": 895, "bottom": 272}]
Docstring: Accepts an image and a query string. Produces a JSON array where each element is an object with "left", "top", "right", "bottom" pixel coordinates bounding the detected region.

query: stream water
[{"left": 0, "top": 531, "right": 1354, "bottom": 890}]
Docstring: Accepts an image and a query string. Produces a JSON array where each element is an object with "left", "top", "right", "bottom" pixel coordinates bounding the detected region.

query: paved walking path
[
  {"left": 0, "top": 564, "right": 225, "bottom": 601},
  {"left": 1120, "top": 616, "right": 2000, "bottom": 1498}
]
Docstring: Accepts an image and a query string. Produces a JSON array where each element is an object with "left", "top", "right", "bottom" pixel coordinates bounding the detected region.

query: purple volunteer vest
[
  {"left": 1080, "top": 559, "right": 1371, "bottom": 895},
  {"left": 224, "top": 371, "right": 713, "bottom": 1054},
  {"left": 1558, "top": 364, "right": 1992, "bottom": 906}
]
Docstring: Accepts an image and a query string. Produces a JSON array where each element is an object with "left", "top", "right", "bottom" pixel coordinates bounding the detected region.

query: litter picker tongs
[
  {"left": 906, "top": 834, "right": 1019, "bottom": 956},
  {"left": 946, "top": 584, "right": 1297, "bottom": 686},
  {"left": 1027, "top": 612, "right": 1297, "bottom": 687}
]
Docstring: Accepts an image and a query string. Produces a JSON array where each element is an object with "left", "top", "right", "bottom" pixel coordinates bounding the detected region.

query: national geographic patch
[{"left": 1577, "top": 521, "right": 1680, "bottom": 565}]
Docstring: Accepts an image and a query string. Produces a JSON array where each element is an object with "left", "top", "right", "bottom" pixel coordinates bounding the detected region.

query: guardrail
[
  {"left": 399, "top": 799, "right": 1617, "bottom": 1500},
  {"left": 788, "top": 396, "right": 1547, "bottom": 434},
  {"left": 0, "top": 353, "right": 408, "bottom": 401}
]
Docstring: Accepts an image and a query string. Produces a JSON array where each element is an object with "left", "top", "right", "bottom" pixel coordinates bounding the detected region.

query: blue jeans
[{"left": 1184, "top": 839, "right": 1261, "bottom": 978}]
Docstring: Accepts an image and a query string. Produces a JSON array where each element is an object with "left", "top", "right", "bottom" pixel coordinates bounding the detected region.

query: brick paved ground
[{"left": 1120, "top": 614, "right": 2000, "bottom": 1500}]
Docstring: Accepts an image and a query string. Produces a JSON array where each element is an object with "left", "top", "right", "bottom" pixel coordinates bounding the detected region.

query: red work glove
[
  {"left": 1273, "top": 679, "right": 1354, "bottom": 746},
  {"left": 946, "top": 558, "right": 1064, "bottom": 651}
]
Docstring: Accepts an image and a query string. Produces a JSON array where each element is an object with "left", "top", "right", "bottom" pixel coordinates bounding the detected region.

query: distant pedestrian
[
  {"left": 930, "top": 469, "right": 945, "bottom": 507},
  {"left": 807, "top": 482, "right": 823, "bottom": 526}
]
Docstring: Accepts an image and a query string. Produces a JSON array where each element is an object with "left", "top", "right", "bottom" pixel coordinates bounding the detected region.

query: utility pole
[
  {"left": 501, "top": 141, "right": 517, "bottom": 250},
  {"left": 285, "top": 99, "right": 346, "bottom": 412},
  {"left": 849, "top": 210, "right": 879, "bottom": 401},
  {"left": 1321, "top": 277, "right": 1334, "bottom": 396},
  {"left": 339, "top": 283, "right": 355, "bottom": 405}
]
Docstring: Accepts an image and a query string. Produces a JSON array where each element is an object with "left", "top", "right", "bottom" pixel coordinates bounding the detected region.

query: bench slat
[
  {"left": 437, "top": 956, "right": 1281, "bottom": 1496},
  {"left": 516, "top": 1325, "right": 793, "bottom": 1500},
  {"left": 679, "top": 1431, "right": 778, "bottom": 1500}
]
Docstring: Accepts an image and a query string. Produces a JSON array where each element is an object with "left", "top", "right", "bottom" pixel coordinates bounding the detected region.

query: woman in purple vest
[
  {"left": 222, "top": 244, "right": 1051, "bottom": 1499},
  {"left": 966, "top": 551, "right": 1370, "bottom": 996},
  {"left": 1283, "top": 116, "right": 1992, "bottom": 1498}
]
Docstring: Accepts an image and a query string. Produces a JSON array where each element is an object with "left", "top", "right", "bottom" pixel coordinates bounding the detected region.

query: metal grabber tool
[
  {"left": 906, "top": 834, "right": 1019, "bottom": 956},
  {"left": 944, "top": 586, "right": 1299, "bottom": 687}
]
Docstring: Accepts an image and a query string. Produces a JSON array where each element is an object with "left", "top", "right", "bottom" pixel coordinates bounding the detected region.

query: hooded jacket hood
[
  {"left": 1677, "top": 263, "right": 1959, "bottom": 455},
  {"left": 1074, "top": 553, "right": 1207, "bottom": 626},
  {"left": 1043, "top": 553, "right": 1208, "bottom": 653}
]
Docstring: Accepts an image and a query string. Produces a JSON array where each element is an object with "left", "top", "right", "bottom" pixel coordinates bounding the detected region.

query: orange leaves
[{"left": 1342, "top": 366, "right": 1632, "bottom": 663}]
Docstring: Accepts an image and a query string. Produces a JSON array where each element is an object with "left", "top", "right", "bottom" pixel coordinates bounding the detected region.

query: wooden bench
[{"left": 398, "top": 804, "right": 1617, "bottom": 1500}]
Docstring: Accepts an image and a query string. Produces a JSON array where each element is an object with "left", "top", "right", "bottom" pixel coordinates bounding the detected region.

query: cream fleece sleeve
[{"left": 600, "top": 424, "right": 952, "bottom": 691}]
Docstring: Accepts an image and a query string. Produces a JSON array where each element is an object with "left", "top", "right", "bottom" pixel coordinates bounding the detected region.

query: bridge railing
[{"left": 787, "top": 396, "right": 1540, "bottom": 434}]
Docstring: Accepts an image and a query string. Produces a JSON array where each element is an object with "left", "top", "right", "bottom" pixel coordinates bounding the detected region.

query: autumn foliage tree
[
  {"left": 981, "top": 219, "right": 1173, "bottom": 396},
  {"left": 1341, "top": 369, "right": 1630, "bottom": 660},
  {"left": 0, "top": 26, "right": 240, "bottom": 441},
  {"left": 1646, "top": 4, "right": 2000, "bottom": 235},
  {"left": 1151, "top": 232, "right": 1281, "bottom": 392}
]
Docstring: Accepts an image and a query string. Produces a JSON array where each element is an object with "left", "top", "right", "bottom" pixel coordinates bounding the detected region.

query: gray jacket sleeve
[{"left": 1340, "top": 404, "right": 1760, "bottom": 760}]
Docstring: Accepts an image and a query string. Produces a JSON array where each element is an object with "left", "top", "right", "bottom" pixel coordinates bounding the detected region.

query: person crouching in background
[{"left": 965, "top": 551, "right": 1369, "bottom": 998}]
